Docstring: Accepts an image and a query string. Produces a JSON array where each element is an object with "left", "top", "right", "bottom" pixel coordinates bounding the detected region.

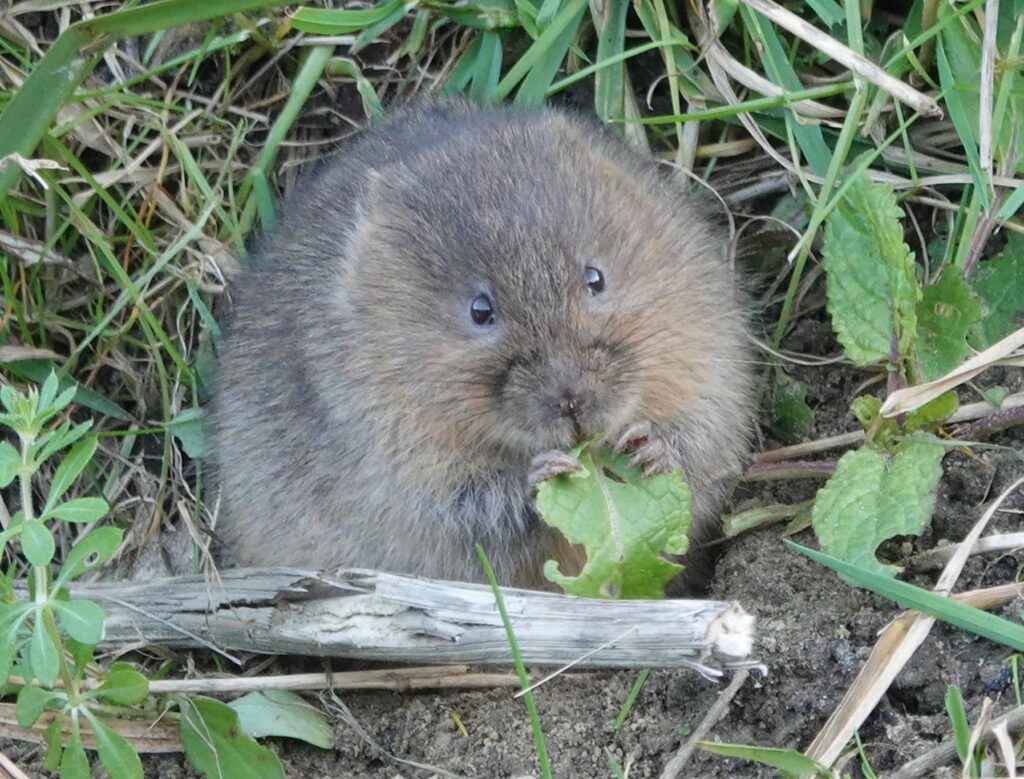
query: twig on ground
[{"left": 658, "top": 669, "right": 751, "bottom": 779}]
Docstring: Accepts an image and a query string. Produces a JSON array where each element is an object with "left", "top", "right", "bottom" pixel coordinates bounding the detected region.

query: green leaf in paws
[
  {"left": 822, "top": 171, "right": 919, "bottom": 367},
  {"left": 229, "top": 690, "right": 334, "bottom": 749},
  {"left": 768, "top": 373, "right": 815, "bottom": 445},
  {"left": 536, "top": 445, "right": 691, "bottom": 599},
  {"left": 811, "top": 433, "right": 945, "bottom": 577},
  {"left": 970, "top": 234, "right": 1024, "bottom": 348},
  {"left": 180, "top": 695, "right": 285, "bottom": 779},
  {"left": 916, "top": 266, "right": 984, "bottom": 381}
]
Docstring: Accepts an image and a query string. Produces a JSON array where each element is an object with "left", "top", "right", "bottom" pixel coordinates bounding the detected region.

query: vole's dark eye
[
  {"left": 470, "top": 293, "right": 496, "bottom": 326},
  {"left": 584, "top": 266, "right": 605, "bottom": 296}
]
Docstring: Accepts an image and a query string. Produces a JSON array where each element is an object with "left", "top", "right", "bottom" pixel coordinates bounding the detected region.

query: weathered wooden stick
[{"left": 54, "top": 568, "right": 757, "bottom": 671}]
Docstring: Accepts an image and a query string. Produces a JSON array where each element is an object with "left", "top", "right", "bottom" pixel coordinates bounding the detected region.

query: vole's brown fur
[{"left": 213, "top": 101, "right": 754, "bottom": 589}]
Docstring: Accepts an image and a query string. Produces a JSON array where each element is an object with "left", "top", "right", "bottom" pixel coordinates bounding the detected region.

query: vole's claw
[
  {"left": 614, "top": 421, "right": 674, "bottom": 477},
  {"left": 528, "top": 450, "right": 584, "bottom": 487}
]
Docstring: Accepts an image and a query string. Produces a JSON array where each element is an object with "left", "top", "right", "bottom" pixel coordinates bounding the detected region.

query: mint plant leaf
[
  {"left": 812, "top": 433, "right": 945, "bottom": 577},
  {"left": 229, "top": 690, "right": 334, "bottom": 749},
  {"left": 916, "top": 266, "right": 984, "bottom": 380},
  {"left": 822, "top": 171, "right": 919, "bottom": 366},
  {"left": 536, "top": 445, "right": 691, "bottom": 599},
  {"left": 180, "top": 696, "right": 284, "bottom": 779},
  {"left": 970, "top": 234, "right": 1024, "bottom": 347}
]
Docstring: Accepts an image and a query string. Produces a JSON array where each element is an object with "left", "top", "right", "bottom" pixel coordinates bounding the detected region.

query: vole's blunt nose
[{"left": 558, "top": 390, "right": 589, "bottom": 420}]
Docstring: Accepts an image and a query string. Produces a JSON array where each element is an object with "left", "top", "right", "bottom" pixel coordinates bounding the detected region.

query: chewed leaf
[
  {"left": 535, "top": 445, "right": 691, "bottom": 599},
  {"left": 916, "top": 266, "right": 983, "bottom": 381},
  {"left": 822, "top": 171, "right": 919, "bottom": 367},
  {"left": 812, "top": 433, "right": 945, "bottom": 577}
]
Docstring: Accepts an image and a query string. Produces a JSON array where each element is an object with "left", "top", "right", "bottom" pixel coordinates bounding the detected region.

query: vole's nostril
[{"left": 558, "top": 391, "right": 589, "bottom": 420}]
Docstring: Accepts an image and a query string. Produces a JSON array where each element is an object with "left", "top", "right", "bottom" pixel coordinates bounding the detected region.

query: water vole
[{"left": 213, "top": 101, "right": 754, "bottom": 589}]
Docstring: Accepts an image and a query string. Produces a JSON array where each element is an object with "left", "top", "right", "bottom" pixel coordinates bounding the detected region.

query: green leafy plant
[
  {"left": 535, "top": 443, "right": 692, "bottom": 598},
  {"left": 0, "top": 375, "right": 336, "bottom": 777}
]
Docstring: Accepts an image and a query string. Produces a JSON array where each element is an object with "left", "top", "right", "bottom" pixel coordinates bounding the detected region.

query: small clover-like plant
[{"left": 0, "top": 376, "right": 331, "bottom": 778}]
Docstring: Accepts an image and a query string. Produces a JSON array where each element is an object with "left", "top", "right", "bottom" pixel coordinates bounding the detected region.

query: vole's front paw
[
  {"left": 528, "top": 450, "right": 584, "bottom": 487},
  {"left": 614, "top": 421, "right": 675, "bottom": 477}
]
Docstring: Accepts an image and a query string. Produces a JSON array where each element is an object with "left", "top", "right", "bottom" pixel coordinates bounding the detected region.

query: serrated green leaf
[
  {"left": 84, "top": 712, "right": 144, "bottom": 779},
  {"left": 0, "top": 442, "right": 18, "bottom": 489},
  {"left": 970, "top": 235, "right": 1024, "bottom": 347},
  {"left": 94, "top": 663, "right": 149, "bottom": 706},
  {"left": 916, "top": 266, "right": 984, "bottom": 380},
  {"left": 29, "top": 617, "right": 60, "bottom": 686},
  {"left": 42, "top": 437, "right": 97, "bottom": 515},
  {"left": 46, "top": 497, "right": 109, "bottom": 523},
  {"left": 536, "top": 445, "right": 691, "bottom": 599},
  {"left": 60, "top": 726, "right": 90, "bottom": 779},
  {"left": 21, "top": 521, "right": 55, "bottom": 566},
  {"left": 180, "top": 696, "right": 285, "bottom": 779},
  {"left": 788, "top": 541, "right": 1024, "bottom": 650},
  {"left": 55, "top": 527, "right": 123, "bottom": 589},
  {"left": 696, "top": 742, "right": 829, "bottom": 777},
  {"left": 16, "top": 683, "right": 60, "bottom": 727},
  {"left": 769, "top": 374, "right": 815, "bottom": 444},
  {"left": 811, "top": 434, "right": 945, "bottom": 577},
  {"left": 229, "top": 690, "right": 334, "bottom": 749},
  {"left": 53, "top": 599, "right": 105, "bottom": 644},
  {"left": 822, "top": 172, "right": 919, "bottom": 367}
]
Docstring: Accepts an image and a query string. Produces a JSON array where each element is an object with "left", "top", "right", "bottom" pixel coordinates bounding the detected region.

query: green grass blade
[
  {"left": 0, "top": 0, "right": 279, "bottom": 199},
  {"left": 475, "top": 545, "right": 552, "bottom": 779},
  {"left": 787, "top": 541, "right": 1024, "bottom": 651}
]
